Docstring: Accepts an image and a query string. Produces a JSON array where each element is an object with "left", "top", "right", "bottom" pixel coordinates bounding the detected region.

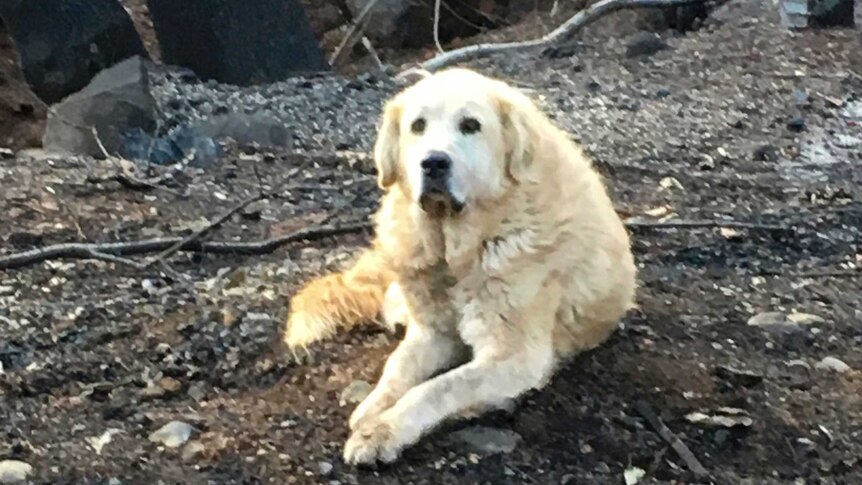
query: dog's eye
[
  {"left": 411, "top": 118, "right": 426, "bottom": 134},
  {"left": 459, "top": 117, "right": 481, "bottom": 135}
]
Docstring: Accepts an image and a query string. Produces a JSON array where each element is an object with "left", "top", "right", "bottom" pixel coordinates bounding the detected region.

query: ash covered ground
[{"left": 2, "top": 2, "right": 862, "bottom": 484}]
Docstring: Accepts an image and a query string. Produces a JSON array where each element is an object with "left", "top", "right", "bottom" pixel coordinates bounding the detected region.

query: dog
[{"left": 283, "top": 67, "right": 637, "bottom": 466}]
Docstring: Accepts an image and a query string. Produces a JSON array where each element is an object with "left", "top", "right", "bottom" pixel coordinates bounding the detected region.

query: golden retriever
[{"left": 283, "top": 68, "right": 637, "bottom": 466}]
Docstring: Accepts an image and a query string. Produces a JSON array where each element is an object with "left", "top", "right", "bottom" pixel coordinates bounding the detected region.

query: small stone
[
  {"left": 747, "top": 311, "right": 818, "bottom": 333},
  {"left": 815, "top": 357, "right": 851, "bottom": 373},
  {"left": 448, "top": 426, "right": 521, "bottom": 454},
  {"left": 182, "top": 441, "right": 207, "bottom": 461},
  {"left": 0, "top": 460, "right": 32, "bottom": 483},
  {"left": 625, "top": 31, "right": 668, "bottom": 58},
  {"left": 656, "top": 87, "right": 671, "bottom": 98},
  {"left": 339, "top": 380, "right": 372, "bottom": 407},
  {"left": 159, "top": 377, "right": 183, "bottom": 394},
  {"left": 149, "top": 420, "right": 194, "bottom": 448},
  {"left": 833, "top": 134, "right": 861, "bottom": 148},
  {"left": 787, "top": 116, "right": 806, "bottom": 132},
  {"left": 318, "top": 461, "right": 334, "bottom": 476},
  {"left": 624, "top": 466, "right": 646, "bottom": 485}
]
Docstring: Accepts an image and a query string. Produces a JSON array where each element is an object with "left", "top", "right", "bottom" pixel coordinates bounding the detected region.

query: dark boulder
[
  {"left": 146, "top": 0, "right": 330, "bottom": 86},
  {"left": 42, "top": 56, "right": 158, "bottom": 158},
  {"left": 0, "top": 0, "right": 148, "bottom": 105}
]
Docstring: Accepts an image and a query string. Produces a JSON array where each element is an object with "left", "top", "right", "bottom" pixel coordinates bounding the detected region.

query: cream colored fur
[{"left": 284, "top": 68, "right": 637, "bottom": 466}]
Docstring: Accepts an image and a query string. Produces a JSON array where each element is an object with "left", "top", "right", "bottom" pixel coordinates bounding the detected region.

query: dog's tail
[{"left": 284, "top": 248, "right": 395, "bottom": 350}]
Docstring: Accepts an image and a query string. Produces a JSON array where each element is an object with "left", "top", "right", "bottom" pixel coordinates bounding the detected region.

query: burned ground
[{"left": 1, "top": 4, "right": 861, "bottom": 484}]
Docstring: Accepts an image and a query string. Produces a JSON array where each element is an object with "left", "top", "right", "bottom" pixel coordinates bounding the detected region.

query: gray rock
[
  {"left": 0, "top": 0, "right": 148, "bottom": 105},
  {"left": 318, "top": 461, "right": 334, "bottom": 476},
  {"left": 747, "top": 311, "right": 823, "bottom": 333},
  {"left": 149, "top": 420, "right": 194, "bottom": 448},
  {"left": 43, "top": 56, "right": 158, "bottom": 159},
  {"left": 815, "top": 356, "right": 852, "bottom": 373},
  {"left": 625, "top": 32, "right": 668, "bottom": 58},
  {"left": 0, "top": 460, "right": 32, "bottom": 483},
  {"left": 146, "top": 0, "right": 330, "bottom": 86},
  {"left": 448, "top": 426, "right": 522, "bottom": 454},
  {"left": 339, "top": 380, "right": 373, "bottom": 407},
  {"left": 191, "top": 113, "right": 291, "bottom": 148}
]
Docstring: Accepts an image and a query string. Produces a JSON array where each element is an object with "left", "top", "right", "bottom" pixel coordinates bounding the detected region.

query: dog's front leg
[
  {"left": 349, "top": 322, "right": 465, "bottom": 431},
  {"left": 343, "top": 278, "right": 560, "bottom": 466}
]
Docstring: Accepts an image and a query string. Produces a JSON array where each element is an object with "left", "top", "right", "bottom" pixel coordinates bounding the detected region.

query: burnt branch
[{"left": 405, "top": 0, "right": 711, "bottom": 74}]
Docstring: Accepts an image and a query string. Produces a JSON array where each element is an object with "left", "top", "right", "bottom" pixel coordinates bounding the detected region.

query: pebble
[
  {"left": 182, "top": 441, "right": 207, "bottom": 461},
  {"left": 339, "top": 380, "right": 372, "bottom": 407},
  {"left": 149, "top": 421, "right": 194, "bottom": 448},
  {"left": 318, "top": 461, "right": 334, "bottom": 476},
  {"left": 747, "top": 311, "right": 822, "bottom": 333},
  {"left": 815, "top": 356, "right": 851, "bottom": 373},
  {"left": 0, "top": 460, "right": 32, "bottom": 483},
  {"left": 447, "top": 426, "right": 521, "bottom": 454}
]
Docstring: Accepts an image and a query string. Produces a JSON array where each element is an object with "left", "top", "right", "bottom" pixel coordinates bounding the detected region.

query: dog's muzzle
[{"left": 418, "top": 151, "right": 464, "bottom": 217}]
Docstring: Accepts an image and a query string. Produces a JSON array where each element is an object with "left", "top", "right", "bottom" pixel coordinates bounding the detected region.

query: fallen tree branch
[
  {"left": 0, "top": 222, "right": 373, "bottom": 271},
  {"left": 147, "top": 193, "right": 266, "bottom": 267},
  {"left": 407, "top": 0, "right": 709, "bottom": 73},
  {"left": 625, "top": 219, "right": 788, "bottom": 231},
  {"left": 634, "top": 399, "right": 709, "bottom": 478}
]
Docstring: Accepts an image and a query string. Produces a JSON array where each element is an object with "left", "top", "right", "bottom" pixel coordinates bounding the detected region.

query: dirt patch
[{"left": 2, "top": 4, "right": 862, "bottom": 485}]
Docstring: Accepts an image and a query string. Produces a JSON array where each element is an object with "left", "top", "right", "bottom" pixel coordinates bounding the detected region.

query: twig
[
  {"left": 361, "top": 36, "right": 386, "bottom": 72},
  {"left": 0, "top": 222, "right": 373, "bottom": 271},
  {"left": 146, "top": 193, "right": 266, "bottom": 267},
  {"left": 406, "top": 0, "right": 709, "bottom": 74},
  {"left": 625, "top": 219, "right": 787, "bottom": 231},
  {"left": 331, "top": 0, "right": 382, "bottom": 66},
  {"left": 433, "top": 0, "right": 445, "bottom": 54},
  {"left": 634, "top": 399, "right": 709, "bottom": 478}
]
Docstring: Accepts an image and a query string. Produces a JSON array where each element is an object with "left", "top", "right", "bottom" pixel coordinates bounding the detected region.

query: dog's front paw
[
  {"left": 349, "top": 390, "right": 397, "bottom": 431},
  {"left": 343, "top": 418, "right": 402, "bottom": 466}
]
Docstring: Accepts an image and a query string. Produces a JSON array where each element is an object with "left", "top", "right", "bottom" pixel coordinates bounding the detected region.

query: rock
[
  {"left": 145, "top": 0, "right": 330, "bottom": 86},
  {"left": 0, "top": 0, "right": 148, "bottom": 105},
  {"left": 42, "top": 56, "right": 158, "bottom": 159},
  {"left": 339, "top": 380, "right": 373, "bottom": 407},
  {"left": 686, "top": 408, "right": 754, "bottom": 428},
  {"left": 747, "top": 311, "right": 822, "bottom": 333},
  {"left": 624, "top": 466, "right": 646, "bottom": 485},
  {"left": 181, "top": 441, "right": 207, "bottom": 461},
  {"left": 87, "top": 428, "right": 123, "bottom": 455},
  {"left": 815, "top": 356, "right": 851, "bottom": 373},
  {"left": 786, "top": 116, "right": 806, "bottom": 132},
  {"left": 834, "top": 134, "right": 862, "bottom": 148},
  {"left": 119, "top": 125, "right": 222, "bottom": 167},
  {"left": 625, "top": 32, "right": 668, "bottom": 58},
  {"left": 318, "top": 461, "right": 334, "bottom": 476},
  {"left": 0, "top": 460, "right": 32, "bottom": 483},
  {"left": 191, "top": 113, "right": 292, "bottom": 148},
  {"left": 448, "top": 426, "right": 522, "bottom": 455},
  {"left": 346, "top": 0, "right": 493, "bottom": 49},
  {"left": 808, "top": 0, "right": 855, "bottom": 28},
  {"left": 149, "top": 420, "right": 194, "bottom": 448},
  {"left": 713, "top": 365, "right": 764, "bottom": 388}
]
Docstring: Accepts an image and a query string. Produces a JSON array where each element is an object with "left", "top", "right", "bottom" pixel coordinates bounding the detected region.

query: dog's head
[{"left": 373, "top": 68, "right": 541, "bottom": 218}]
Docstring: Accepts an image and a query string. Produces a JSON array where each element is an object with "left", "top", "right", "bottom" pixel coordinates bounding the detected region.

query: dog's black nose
[{"left": 421, "top": 152, "right": 452, "bottom": 178}]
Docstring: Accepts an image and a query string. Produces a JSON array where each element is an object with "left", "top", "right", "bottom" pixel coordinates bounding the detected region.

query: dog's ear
[
  {"left": 373, "top": 98, "right": 403, "bottom": 190},
  {"left": 497, "top": 87, "right": 539, "bottom": 183}
]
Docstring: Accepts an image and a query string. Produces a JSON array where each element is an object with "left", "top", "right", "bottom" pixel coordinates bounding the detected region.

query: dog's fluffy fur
[{"left": 284, "top": 68, "right": 637, "bottom": 465}]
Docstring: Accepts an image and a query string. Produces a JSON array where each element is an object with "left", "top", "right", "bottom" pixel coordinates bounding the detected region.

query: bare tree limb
[
  {"left": 331, "top": 0, "right": 383, "bottom": 66},
  {"left": 405, "top": 0, "right": 709, "bottom": 74},
  {"left": 146, "top": 193, "right": 266, "bottom": 267},
  {"left": 0, "top": 222, "right": 373, "bottom": 271},
  {"left": 625, "top": 219, "right": 788, "bottom": 231},
  {"left": 433, "top": 0, "right": 445, "bottom": 54}
]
